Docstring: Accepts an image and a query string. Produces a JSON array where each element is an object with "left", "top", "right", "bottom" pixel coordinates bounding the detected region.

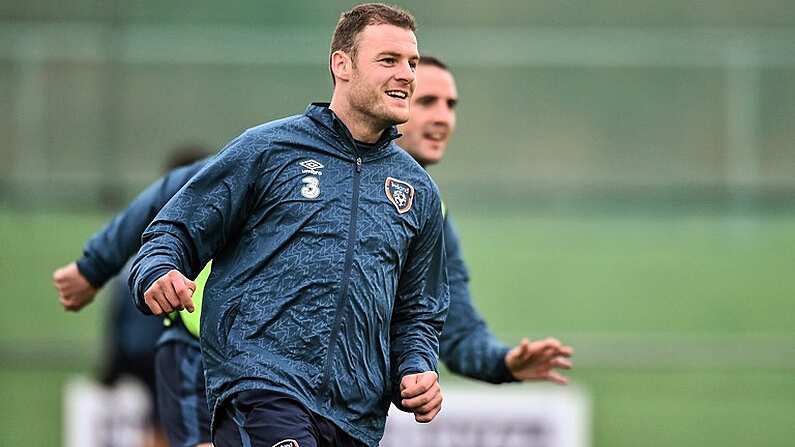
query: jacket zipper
[{"left": 318, "top": 154, "right": 363, "bottom": 400}]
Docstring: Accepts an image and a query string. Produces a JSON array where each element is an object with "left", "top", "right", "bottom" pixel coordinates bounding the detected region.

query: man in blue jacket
[
  {"left": 54, "top": 54, "right": 574, "bottom": 446},
  {"left": 129, "top": 4, "right": 447, "bottom": 447}
]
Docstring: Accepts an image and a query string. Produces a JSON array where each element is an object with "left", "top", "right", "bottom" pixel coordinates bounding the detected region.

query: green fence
[{"left": 2, "top": 1, "right": 795, "bottom": 212}]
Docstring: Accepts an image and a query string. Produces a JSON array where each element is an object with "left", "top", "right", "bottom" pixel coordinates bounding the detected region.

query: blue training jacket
[
  {"left": 128, "top": 103, "right": 449, "bottom": 445},
  {"left": 75, "top": 109, "right": 516, "bottom": 443},
  {"left": 75, "top": 146, "right": 514, "bottom": 386},
  {"left": 76, "top": 124, "right": 516, "bottom": 386}
]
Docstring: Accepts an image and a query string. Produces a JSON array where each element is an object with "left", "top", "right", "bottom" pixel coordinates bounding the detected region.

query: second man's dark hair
[{"left": 418, "top": 55, "right": 449, "bottom": 71}]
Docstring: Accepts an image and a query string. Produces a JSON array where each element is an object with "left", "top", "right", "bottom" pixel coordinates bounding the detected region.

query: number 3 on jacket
[{"left": 301, "top": 176, "right": 320, "bottom": 199}]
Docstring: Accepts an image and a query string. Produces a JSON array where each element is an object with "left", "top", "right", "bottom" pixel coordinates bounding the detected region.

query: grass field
[{"left": 1, "top": 209, "right": 793, "bottom": 446}]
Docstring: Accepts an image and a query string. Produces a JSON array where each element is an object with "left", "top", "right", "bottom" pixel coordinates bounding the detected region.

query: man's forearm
[{"left": 441, "top": 327, "right": 515, "bottom": 383}]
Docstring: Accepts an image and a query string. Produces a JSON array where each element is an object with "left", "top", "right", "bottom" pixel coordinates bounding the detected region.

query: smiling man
[
  {"left": 128, "top": 4, "right": 448, "bottom": 447},
  {"left": 54, "top": 31, "right": 572, "bottom": 447}
]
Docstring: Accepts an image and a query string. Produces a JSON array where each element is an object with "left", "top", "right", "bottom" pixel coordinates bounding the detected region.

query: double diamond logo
[{"left": 299, "top": 159, "right": 324, "bottom": 175}]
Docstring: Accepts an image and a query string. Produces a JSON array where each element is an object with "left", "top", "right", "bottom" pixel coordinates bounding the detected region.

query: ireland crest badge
[{"left": 385, "top": 177, "right": 415, "bottom": 214}]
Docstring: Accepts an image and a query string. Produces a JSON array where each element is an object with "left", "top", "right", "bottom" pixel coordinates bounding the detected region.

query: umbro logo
[{"left": 299, "top": 159, "right": 324, "bottom": 175}]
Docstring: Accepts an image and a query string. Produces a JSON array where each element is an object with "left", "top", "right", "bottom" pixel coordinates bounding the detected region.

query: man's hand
[
  {"left": 143, "top": 269, "right": 196, "bottom": 315},
  {"left": 400, "top": 371, "right": 442, "bottom": 423},
  {"left": 505, "top": 337, "right": 574, "bottom": 384},
  {"left": 53, "top": 262, "right": 98, "bottom": 312}
]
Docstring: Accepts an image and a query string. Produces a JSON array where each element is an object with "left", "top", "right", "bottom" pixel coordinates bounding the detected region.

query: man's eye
[{"left": 417, "top": 97, "right": 435, "bottom": 106}]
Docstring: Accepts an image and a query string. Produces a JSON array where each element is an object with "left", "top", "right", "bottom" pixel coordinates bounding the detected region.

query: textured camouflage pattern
[
  {"left": 77, "top": 141, "right": 513, "bottom": 388},
  {"left": 129, "top": 103, "right": 449, "bottom": 445}
]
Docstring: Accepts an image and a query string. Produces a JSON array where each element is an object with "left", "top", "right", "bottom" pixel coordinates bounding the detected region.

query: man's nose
[
  {"left": 431, "top": 104, "right": 453, "bottom": 125},
  {"left": 395, "top": 61, "right": 416, "bottom": 83}
]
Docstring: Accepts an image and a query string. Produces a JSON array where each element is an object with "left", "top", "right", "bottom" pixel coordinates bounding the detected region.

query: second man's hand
[
  {"left": 400, "top": 371, "right": 443, "bottom": 423},
  {"left": 505, "top": 337, "right": 574, "bottom": 384},
  {"left": 53, "top": 262, "right": 98, "bottom": 312},
  {"left": 143, "top": 269, "right": 196, "bottom": 315}
]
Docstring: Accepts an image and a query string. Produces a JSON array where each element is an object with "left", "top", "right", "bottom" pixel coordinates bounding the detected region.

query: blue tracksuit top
[
  {"left": 75, "top": 145, "right": 514, "bottom": 386},
  {"left": 128, "top": 103, "right": 449, "bottom": 445},
  {"left": 75, "top": 109, "right": 516, "bottom": 443},
  {"left": 76, "top": 128, "right": 516, "bottom": 390}
]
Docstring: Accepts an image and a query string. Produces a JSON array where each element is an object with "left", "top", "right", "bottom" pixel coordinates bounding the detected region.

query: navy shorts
[
  {"left": 213, "top": 389, "right": 366, "bottom": 447},
  {"left": 155, "top": 340, "right": 212, "bottom": 447}
]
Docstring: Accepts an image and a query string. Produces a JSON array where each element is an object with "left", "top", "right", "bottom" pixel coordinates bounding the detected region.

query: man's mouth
[
  {"left": 385, "top": 90, "right": 408, "bottom": 100},
  {"left": 423, "top": 130, "right": 447, "bottom": 142}
]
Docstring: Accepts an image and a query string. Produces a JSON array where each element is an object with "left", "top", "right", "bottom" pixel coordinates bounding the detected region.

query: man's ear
[{"left": 330, "top": 50, "right": 353, "bottom": 83}]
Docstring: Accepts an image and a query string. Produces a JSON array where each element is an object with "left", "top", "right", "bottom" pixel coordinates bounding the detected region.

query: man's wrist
[
  {"left": 75, "top": 258, "right": 104, "bottom": 289},
  {"left": 499, "top": 347, "right": 520, "bottom": 383}
]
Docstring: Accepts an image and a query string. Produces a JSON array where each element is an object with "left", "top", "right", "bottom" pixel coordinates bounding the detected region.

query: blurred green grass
[{"left": 1, "top": 209, "right": 793, "bottom": 446}]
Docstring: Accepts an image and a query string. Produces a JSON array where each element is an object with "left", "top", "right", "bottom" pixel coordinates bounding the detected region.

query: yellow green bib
[{"left": 167, "top": 260, "right": 211, "bottom": 338}]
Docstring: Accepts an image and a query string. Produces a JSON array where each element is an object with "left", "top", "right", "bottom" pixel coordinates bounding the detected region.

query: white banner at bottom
[
  {"left": 381, "top": 384, "right": 590, "bottom": 447},
  {"left": 63, "top": 376, "right": 152, "bottom": 447}
]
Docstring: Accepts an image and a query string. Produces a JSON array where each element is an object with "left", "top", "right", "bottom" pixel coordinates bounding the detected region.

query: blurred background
[{"left": 1, "top": 0, "right": 794, "bottom": 445}]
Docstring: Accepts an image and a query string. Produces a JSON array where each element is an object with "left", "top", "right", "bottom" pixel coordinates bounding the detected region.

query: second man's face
[
  {"left": 398, "top": 64, "right": 458, "bottom": 166},
  {"left": 347, "top": 24, "right": 419, "bottom": 127}
]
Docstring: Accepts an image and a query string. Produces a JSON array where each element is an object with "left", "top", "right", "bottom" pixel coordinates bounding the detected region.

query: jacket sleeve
[
  {"left": 438, "top": 214, "right": 516, "bottom": 384},
  {"left": 128, "top": 135, "right": 259, "bottom": 315},
  {"left": 390, "top": 184, "right": 450, "bottom": 407},
  {"left": 75, "top": 159, "right": 210, "bottom": 288}
]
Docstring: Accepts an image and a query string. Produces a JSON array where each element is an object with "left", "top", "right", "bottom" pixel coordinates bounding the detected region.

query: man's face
[
  {"left": 397, "top": 64, "right": 458, "bottom": 166},
  {"left": 347, "top": 24, "right": 419, "bottom": 127}
]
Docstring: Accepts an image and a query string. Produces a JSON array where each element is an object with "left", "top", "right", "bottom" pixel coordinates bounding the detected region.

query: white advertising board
[{"left": 381, "top": 384, "right": 590, "bottom": 447}]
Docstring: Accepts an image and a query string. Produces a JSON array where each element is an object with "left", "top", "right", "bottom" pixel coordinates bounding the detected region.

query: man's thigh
[
  {"left": 155, "top": 340, "right": 212, "bottom": 447},
  {"left": 213, "top": 389, "right": 321, "bottom": 447}
]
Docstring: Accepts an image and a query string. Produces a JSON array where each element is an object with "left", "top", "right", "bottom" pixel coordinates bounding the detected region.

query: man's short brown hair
[{"left": 329, "top": 3, "right": 416, "bottom": 84}]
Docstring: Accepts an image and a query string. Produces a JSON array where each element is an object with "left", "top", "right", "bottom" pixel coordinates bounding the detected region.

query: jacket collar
[{"left": 305, "top": 102, "right": 401, "bottom": 159}]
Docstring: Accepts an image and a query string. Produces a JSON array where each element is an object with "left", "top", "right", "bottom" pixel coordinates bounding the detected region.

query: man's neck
[{"left": 329, "top": 96, "right": 385, "bottom": 144}]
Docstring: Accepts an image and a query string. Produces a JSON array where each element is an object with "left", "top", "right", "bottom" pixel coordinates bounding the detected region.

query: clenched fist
[
  {"left": 143, "top": 269, "right": 196, "bottom": 315},
  {"left": 53, "top": 262, "right": 98, "bottom": 312},
  {"left": 399, "top": 371, "right": 442, "bottom": 423}
]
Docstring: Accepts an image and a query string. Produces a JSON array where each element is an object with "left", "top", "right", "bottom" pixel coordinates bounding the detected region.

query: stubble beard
[{"left": 349, "top": 75, "right": 408, "bottom": 131}]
